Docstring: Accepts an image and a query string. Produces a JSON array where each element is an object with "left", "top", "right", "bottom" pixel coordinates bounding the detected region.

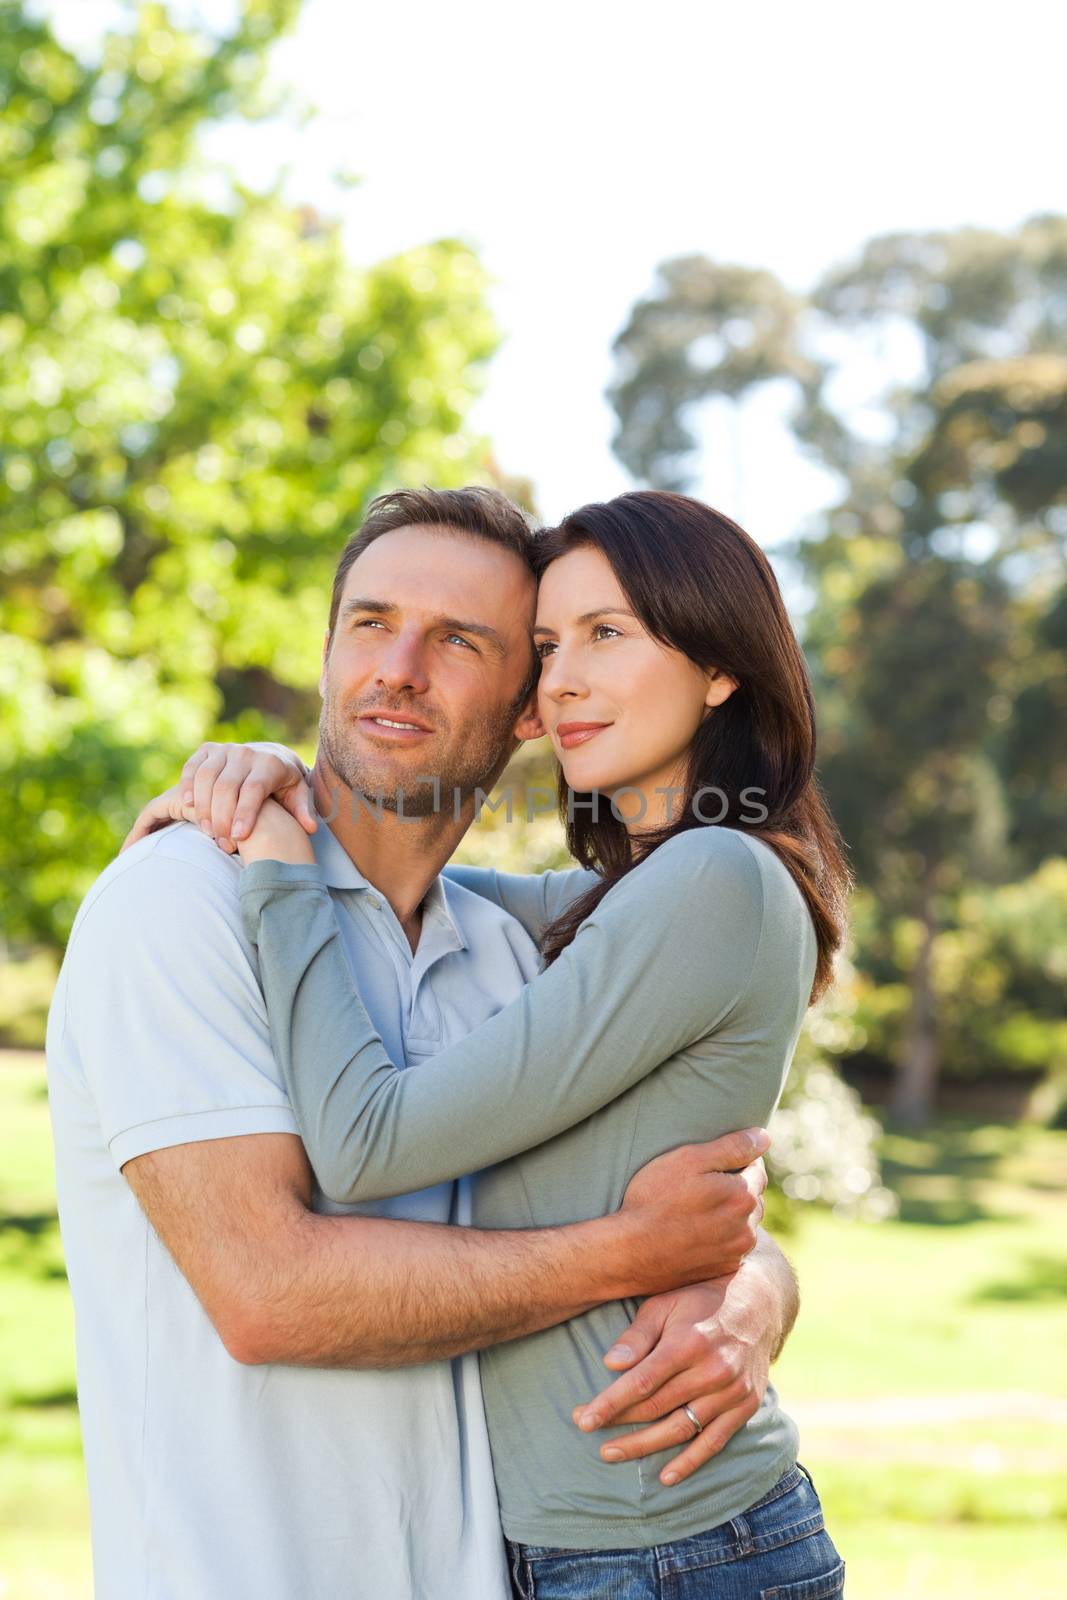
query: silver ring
[{"left": 682, "top": 1404, "right": 703, "bottom": 1436}]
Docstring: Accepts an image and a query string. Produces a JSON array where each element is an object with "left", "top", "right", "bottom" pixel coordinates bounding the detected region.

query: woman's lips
[{"left": 556, "top": 722, "right": 612, "bottom": 749}]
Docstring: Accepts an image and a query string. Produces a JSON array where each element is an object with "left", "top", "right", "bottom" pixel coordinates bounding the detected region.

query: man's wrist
[
  {"left": 730, "top": 1239, "right": 792, "bottom": 1357},
  {"left": 578, "top": 1210, "right": 658, "bottom": 1302}
]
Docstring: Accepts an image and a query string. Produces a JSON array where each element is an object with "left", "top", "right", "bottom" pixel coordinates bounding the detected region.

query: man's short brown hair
[{"left": 327, "top": 486, "right": 536, "bottom": 635}]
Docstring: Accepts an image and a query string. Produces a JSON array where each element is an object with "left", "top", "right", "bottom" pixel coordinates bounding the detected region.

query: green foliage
[
  {"left": 0, "top": 1, "right": 499, "bottom": 945},
  {"left": 843, "top": 866, "right": 1067, "bottom": 1092}
]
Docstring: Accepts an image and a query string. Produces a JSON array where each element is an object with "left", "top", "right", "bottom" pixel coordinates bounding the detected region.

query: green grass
[
  {"left": 0, "top": 1053, "right": 90, "bottom": 1600},
  {"left": 775, "top": 1120, "right": 1067, "bottom": 1597},
  {"left": 777, "top": 1126, "right": 1067, "bottom": 1398},
  {"left": 2, "top": 1052, "right": 1066, "bottom": 1599}
]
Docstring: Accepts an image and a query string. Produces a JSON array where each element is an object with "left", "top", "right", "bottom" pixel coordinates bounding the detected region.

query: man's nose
[{"left": 375, "top": 630, "right": 430, "bottom": 695}]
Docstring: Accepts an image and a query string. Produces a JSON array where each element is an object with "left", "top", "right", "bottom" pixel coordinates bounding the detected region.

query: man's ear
[
  {"left": 704, "top": 668, "right": 739, "bottom": 711},
  {"left": 319, "top": 630, "right": 331, "bottom": 698},
  {"left": 512, "top": 687, "right": 546, "bottom": 744}
]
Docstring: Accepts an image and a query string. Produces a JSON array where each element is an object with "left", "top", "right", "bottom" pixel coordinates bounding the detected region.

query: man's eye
[
  {"left": 445, "top": 633, "right": 475, "bottom": 650},
  {"left": 354, "top": 618, "right": 385, "bottom": 629}
]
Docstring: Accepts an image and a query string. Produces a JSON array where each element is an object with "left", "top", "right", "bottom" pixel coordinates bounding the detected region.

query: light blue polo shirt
[{"left": 45, "top": 818, "right": 541, "bottom": 1600}]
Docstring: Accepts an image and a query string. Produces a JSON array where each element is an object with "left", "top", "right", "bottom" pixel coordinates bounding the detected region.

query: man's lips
[
  {"left": 556, "top": 721, "right": 612, "bottom": 750},
  {"left": 357, "top": 712, "right": 434, "bottom": 740}
]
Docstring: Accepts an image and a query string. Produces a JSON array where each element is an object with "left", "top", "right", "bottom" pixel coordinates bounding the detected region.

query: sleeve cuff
[
  {"left": 110, "top": 1104, "right": 299, "bottom": 1169},
  {"left": 239, "top": 859, "right": 329, "bottom": 942},
  {"left": 239, "top": 859, "right": 328, "bottom": 895}
]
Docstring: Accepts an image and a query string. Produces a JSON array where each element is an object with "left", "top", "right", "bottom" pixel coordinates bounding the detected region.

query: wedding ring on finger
[{"left": 682, "top": 1404, "right": 703, "bottom": 1437}]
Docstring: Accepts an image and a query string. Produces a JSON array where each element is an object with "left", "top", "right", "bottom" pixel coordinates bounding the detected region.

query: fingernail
[
  {"left": 232, "top": 823, "right": 246, "bottom": 839},
  {"left": 200, "top": 819, "right": 213, "bottom": 834},
  {"left": 601, "top": 1447, "right": 623, "bottom": 1462},
  {"left": 576, "top": 1411, "right": 599, "bottom": 1431},
  {"left": 661, "top": 1470, "right": 679, "bottom": 1486},
  {"left": 605, "top": 1344, "right": 630, "bottom": 1363},
  {"left": 183, "top": 793, "right": 193, "bottom": 807}
]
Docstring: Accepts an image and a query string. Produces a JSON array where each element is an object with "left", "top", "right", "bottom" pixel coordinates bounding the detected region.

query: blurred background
[{"left": 2, "top": 1, "right": 1066, "bottom": 1594}]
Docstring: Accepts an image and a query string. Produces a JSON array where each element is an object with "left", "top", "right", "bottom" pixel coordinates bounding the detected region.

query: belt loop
[{"left": 727, "top": 1514, "right": 754, "bottom": 1555}]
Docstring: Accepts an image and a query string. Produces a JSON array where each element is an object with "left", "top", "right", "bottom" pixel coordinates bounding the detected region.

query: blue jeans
[{"left": 506, "top": 1464, "right": 845, "bottom": 1599}]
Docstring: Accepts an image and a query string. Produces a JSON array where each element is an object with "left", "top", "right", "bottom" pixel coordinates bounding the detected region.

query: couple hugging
[{"left": 47, "top": 484, "right": 849, "bottom": 1599}]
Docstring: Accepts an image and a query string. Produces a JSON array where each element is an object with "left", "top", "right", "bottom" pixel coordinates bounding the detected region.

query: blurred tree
[
  {"left": 845, "top": 863, "right": 1067, "bottom": 1116},
  {"left": 608, "top": 218, "right": 1067, "bottom": 1124},
  {"left": 800, "top": 531, "right": 1014, "bottom": 1123},
  {"left": 804, "top": 221, "right": 1067, "bottom": 1123},
  {"left": 0, "top": 0, "right": 499, "bottom": 946},
  {"left": 905, "top": 354, "right": 1067, "bottom": 871},
  {"left": 608, "top": 257, "right": 825, "bottom": 497}
]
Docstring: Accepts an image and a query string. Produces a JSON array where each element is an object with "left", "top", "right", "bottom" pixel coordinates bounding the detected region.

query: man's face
[{"left": 318, "top": 523, "right": 540, "bottom": 815}]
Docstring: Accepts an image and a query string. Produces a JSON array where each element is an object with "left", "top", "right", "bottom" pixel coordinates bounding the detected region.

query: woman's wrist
[
  {"left": 237, "top": 834, "right": 315, "bottom": 867},
  {"left": 235, "top": 798, "right": 316, "bottom": 867}
]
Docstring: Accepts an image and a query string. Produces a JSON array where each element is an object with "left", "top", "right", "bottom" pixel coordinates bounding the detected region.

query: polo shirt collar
[{"left": 311, "top": 820, "right": 467, "bottom": 953}]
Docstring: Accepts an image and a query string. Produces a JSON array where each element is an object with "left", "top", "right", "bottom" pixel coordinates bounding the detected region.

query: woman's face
[{"left": 533, "top": 545, "right": 737, "bottom": 829}]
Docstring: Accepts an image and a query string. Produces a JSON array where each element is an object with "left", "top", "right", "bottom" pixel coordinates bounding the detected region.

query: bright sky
[{"left": 54, "top": 0, "right": 1067, "bottom": 543}]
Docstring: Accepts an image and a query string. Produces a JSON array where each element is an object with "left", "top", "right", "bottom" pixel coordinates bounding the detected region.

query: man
[{"left": 47, "top": 486, "right": 798, "bottom": 1599}]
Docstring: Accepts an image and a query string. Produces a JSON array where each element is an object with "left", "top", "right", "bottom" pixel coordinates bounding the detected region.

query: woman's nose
[{"left": 539, "top": 647, "right": 587, "bottom": 702}]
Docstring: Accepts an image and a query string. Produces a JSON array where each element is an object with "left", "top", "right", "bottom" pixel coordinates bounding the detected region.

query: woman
[{"left": 128, "top": 491, "right": 850, "bottom": 1598}]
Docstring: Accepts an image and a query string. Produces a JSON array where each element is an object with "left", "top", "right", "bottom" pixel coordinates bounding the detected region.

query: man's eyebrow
[
  {"left": 341, "top": 597, "right": 395, "bottom": 618},
  {"left": 533, "top": 606, "right": 636, "bottom": 634},
  {"left": 341, "top": 597, "right": 508, "bottom": 656},
  {"left": 435, "top": 615, "right": 508, "bottom": 657}
]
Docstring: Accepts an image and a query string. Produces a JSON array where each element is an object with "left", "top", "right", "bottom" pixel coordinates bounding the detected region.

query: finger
[
  {"left": 178, "top": 745, "right": 214, "bottom": 809},
  {"left": 574, "top": 1344, "right": 679, "bottom": 1431},
  {"left": 122, "top": 801, "right": 166, "bottom": 851},
  {"left": 229, "top": 776, "right": 276, "bottom": 843},
  {"left": 607, "top": 1366, "right": 740, "bottom": 1428},
  {"left": 602, "top": 1296, "right": 668, "bottom": 1370},
  {"left": 229, "top": 755, "right": 313, "bottom": 841},
  {"left": 192, "top": 750, "right": 228, "bottom": 834},
  {"left": 688, "top": 1128, "right": 771, "bottom": 1175},
  {"left": 280, "top": 778, "right": 318, "bottom": 835},
  {"left": 658, "top": 1394, "right": 761, "bottom": 1486},
  {"left": 121, "top": 787, "right": 188, "bottom": 851},
  {"left": 596, "top": 1392, "right": 746, "bottom": 1464},
  {"left": 210, "top": 768, "right": 251, "bottom": 845}
]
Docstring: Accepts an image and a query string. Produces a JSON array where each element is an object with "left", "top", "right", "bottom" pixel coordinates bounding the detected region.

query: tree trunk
[{"left": 890, "top": 884, "right": 941, "bottom": 1128}]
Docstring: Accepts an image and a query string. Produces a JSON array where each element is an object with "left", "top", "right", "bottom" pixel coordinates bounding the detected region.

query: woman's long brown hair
[{"left": 533, "top": 491, "right": 851, "bottom": 1004}]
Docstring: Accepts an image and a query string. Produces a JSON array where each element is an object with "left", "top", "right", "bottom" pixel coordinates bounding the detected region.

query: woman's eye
[
  {"left": 535, "top": 640, "right": 557, "bottom": 659},
  {"left": 592, "top": 624, "right": 622, "bottom": 642}
]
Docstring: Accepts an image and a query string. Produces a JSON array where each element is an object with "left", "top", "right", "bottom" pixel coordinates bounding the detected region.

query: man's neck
[{"left": 310, "top": 759, "right": 476, "bottom": 951}]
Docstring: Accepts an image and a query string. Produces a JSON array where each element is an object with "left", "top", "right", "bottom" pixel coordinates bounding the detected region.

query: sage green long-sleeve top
[{"left": 238, "top": 825, "right": 818, "bottom": 1550}]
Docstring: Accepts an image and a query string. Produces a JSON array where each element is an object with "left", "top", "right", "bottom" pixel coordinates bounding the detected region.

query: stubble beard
[{"left": 317, "top": 686, "right": 519, "bottom": 818}]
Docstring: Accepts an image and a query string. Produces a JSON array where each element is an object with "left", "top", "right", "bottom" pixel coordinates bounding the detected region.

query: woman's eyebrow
[{"left": 534, "top": 607, "right": 635, "bottom": 634}]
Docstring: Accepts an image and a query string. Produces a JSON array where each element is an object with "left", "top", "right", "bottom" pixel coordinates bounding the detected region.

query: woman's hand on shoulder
[{"left": 121, "top": 741, "right": 315, "bottom": 855}]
